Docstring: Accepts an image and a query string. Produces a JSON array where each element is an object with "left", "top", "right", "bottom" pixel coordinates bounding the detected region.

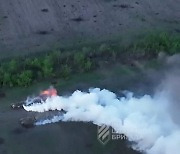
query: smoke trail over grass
[
  {"left": 23, "top": 87, "right": 180, "bottom": 154},
  {"left": 23, "top": 54, "right": 180, "bottom": 154}
]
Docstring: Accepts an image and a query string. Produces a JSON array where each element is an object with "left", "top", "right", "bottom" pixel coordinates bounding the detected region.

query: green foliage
[
  {"left": 8, "top": 60, "right": 18, "bottom": 73},
  {"left": 30, "top": 58, "right": 42, "bottom": 68},
  {"left": 61, "top": 65, "right": 72, "bottom": 79},
  {"left": 83, "top": 60, "right": 92, "bottom": 72},
  {"left": 74, "top": 52, "right": 86, "bottom": 72},
  {"left": 98, "top": 44, "right": 111, "bottom": 55},
  {"left": 51, "top": 50, "right": 62, "bottom": 65},
  {"left": 133, "top": 33, "right": 180, "bottom": 55},
  {"left": 2, "top": 72, "right": 13, "bottom": 87},
  {"left": 74, "top": 52, "right": 85, "bottom": 66},
  {"left": 82, "top": 47, "right": 91, "bottom": 54},
  {"left": 42, "top": 55, "right": 54, "bottom": 77},
  {"left": 73, "top": 52, "right": 93, "bottom": 72},
  {"left": 0, "top": 32, "right": 179, "bottom": 88},
  {"left": 17, "top": 70, "right": 33, "bottom": 87},
  {"left": 0, "top": 67, "right": 3, "bottom": 85}
]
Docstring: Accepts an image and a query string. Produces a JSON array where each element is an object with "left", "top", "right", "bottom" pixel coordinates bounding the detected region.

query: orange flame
[{"left": 40, "top": 88, "right": 57, "bottom": 97}]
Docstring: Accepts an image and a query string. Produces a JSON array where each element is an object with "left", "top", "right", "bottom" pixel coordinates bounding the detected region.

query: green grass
[
  {"left": 0, "top": 62, "right": 141, "bottom": 108},
  {"left": 0, "top": 71, "right": 103, "bottom": 109},
  {"left": 0, "top": 32, "right": 179, "bottom": 89},
  {"left": 132, "top": 32, "right": 180, "bottom": 55},
  {"left": 56, "top": 71, "right": 103, "bottom": 90}
]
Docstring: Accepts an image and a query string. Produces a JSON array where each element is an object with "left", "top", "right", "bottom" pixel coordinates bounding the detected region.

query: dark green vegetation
[
  {"left": 0, "top": 51, "right": 94, "bottom": 87},
  {"left": 132, "top": 32, "right": 180, "bottom": 55},
  {"left": 0, "top": 32, "right": 180, "bottom": 87}
]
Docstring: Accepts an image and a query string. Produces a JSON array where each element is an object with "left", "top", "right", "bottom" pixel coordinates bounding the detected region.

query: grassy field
[{"left": 0, "top": 32, "right": 179, "bottom": 89}]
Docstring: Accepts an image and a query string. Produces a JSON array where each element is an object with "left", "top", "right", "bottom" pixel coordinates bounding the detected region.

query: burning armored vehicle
[
  {"left": 11, "top": 88, "right": 57, "bottom": 109},
  {"left": 11, "top": 88, "right": 66, "bottom": 128}
]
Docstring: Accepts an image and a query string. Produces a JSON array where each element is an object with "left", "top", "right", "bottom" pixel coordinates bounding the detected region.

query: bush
[
  {"left": 74, "top": 52, "right": 86, "bottom": 71},
  {"left": 133, "top": 33, "right": 180, "bottom": 55},
  {"left": 74, "top": 52, "right": 85, "bottom": 66},
  {"left": 83, "top": 60, "right": 92, "bottom": 72},
  {"left": 8, "top": 60, "right": 18, "bottom": 73},
  {"left": 99, "top": 44, "right": 110, "bottom": 55},
  {"left": 17, "top": 70, "right": 33, "bottom": 87},
  {"left": 0, "top": 32, "right": 179, "bottom": 88},
  {"left": 42, "top": 55, "right": 54, "bottom": 77},
  {"left": 30, "top": 58, "right": 42, "bottom": 68},
  {"left": 61, "top": 65, "right": 72, "bottom": 79},
  {"left": 2, "top": 72, "right": 13, "bottom": 87}
]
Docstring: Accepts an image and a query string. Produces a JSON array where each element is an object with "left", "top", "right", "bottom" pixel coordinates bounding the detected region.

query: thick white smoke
[
  {"left": 35, "top": 115, "right": 63, "bottom": 125},
  {"left": 23, "top": 54, "right": 180, "bottom": 154},
  {"left": 23, "top": 87, "right": 180, "bottom": 154}
]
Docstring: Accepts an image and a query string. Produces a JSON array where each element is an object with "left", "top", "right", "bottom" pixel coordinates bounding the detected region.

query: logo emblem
[{"left": 97, "top": 124, "right": 111, "bottom": 145}]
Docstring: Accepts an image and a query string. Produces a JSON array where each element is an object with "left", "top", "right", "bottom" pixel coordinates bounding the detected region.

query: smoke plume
[{"left": 23, "top": 54, "right": 180, "bottom": 154}]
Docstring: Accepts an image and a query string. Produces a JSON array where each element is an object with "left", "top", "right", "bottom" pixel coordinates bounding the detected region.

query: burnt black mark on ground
[
  {"left": 135, "top": 2, "right": 139, "bottom": 5},
  {"left": 0, "top": 137, "right": 5, "bottom": 145},
  {"left": 155, "top": 12, "right": 159, "bottom": 15},
  {"left": 71, "top": 17, "right": 84, "bottom": 22},
  {"left": 63, "top": 5, "right": 66, "bottom": 7},
  {"left": 113, "top": 4, "right": 134, "bottom": 9},
  {"left": 36, "top": 31, "right": 50, "bottom": 35},
  {"left": 41, "top": 8, "right": 49, "bottom": 12},
  {"left": 93, "top": 15, "right": 97, "bottom": 18}
]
